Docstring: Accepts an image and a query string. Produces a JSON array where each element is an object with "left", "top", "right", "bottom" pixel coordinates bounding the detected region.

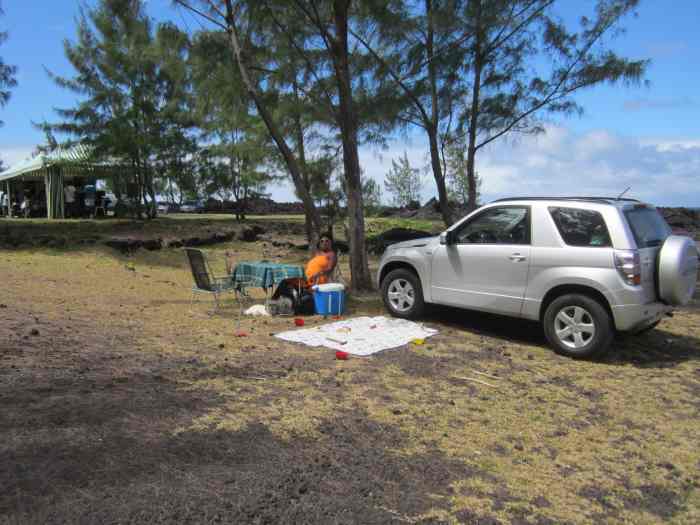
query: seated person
[{"left": 305, "top": 235, "right": 337, "bottom": 287}]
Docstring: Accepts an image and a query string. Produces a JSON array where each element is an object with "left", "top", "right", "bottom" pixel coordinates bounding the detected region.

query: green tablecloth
[{"left": 231, "top": 261, "right": 305, "bottom": 289}]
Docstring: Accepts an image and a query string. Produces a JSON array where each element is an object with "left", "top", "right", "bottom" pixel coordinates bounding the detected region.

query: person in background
[
  {"left": 83, "top": 184, "right": 96, "bottom": 218},
  {"left": 20, "top": 192, "right": 31, "bottom": 218},
  {"left": 64, "top": 182, "right": 76, "bottom": 218},
  {"left": 305, "top": 234, "right": 337, "bottom": 286}
]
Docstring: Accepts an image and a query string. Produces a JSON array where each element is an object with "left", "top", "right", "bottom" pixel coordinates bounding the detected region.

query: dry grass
[{"left": 1, "top": 219, "right": 699, "bottom": 524}]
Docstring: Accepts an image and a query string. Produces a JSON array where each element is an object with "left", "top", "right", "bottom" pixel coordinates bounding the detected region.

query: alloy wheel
[
  {"left": 554, "top": 306, "right": 596, "bottom": 349},
  {"left": 387, "top": 278, "right": 415, "bottom": 313}
]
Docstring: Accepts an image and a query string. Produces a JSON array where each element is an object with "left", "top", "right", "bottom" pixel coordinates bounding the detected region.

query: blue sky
[{"left": 1, "top": 0, "right": 699, "bottom": 206}]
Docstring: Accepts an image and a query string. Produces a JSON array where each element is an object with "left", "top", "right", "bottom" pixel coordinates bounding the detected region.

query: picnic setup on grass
[{"left": 184, "top": 236, "right": 439, "bottom": 360}]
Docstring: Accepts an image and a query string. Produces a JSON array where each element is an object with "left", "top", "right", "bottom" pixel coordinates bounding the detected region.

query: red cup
[
  {"left": 294, "top": 318, "right": 305, "bottom": 327},
  {"left": 336, "top": 351, "right": 349, "bottom": 360}
]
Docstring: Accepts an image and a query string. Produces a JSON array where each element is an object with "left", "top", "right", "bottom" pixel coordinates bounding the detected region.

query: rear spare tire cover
[{"left": 658, "top": 236, "right": 699, "bottom": 306}]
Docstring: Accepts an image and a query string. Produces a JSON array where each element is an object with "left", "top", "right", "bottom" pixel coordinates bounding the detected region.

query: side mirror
[{"left": 440, "top": 231, "right": 453, "bottom": 245}]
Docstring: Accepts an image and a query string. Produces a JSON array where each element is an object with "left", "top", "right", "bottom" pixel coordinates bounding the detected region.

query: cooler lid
[{"left": 313, "top": 283, "right": 345, "bottom": 292}]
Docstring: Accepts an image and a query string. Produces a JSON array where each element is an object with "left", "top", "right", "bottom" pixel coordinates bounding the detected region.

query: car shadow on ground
[
  {"left": 422, "top": 304, "right": 700, "bottom": 367},
  {"left": 606, "top": 324, "right": 700, "bottom": 367},
  {"left": 423, "top": 304, "right": 547, "bottom": 345}
]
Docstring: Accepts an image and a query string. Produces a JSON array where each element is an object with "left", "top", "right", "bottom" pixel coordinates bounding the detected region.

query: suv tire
[
  {"left": 543, "top": 294, "right": 614, "bottom": 359},
  {"left": 381, "top": 268, "right": 425, "bottom": 320}
]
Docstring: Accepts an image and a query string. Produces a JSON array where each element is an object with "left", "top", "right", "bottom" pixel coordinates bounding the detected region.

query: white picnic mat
[{"left": 274, "top": 316, "right": 438, "bottom": 356}]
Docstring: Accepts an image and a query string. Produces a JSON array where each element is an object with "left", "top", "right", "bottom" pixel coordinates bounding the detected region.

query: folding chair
[
  {"left": 330, "top": 250, "right": 348, "bottom": 286},
  {"left": 184, "top": 248, "right": 250, "bottom": 315}
]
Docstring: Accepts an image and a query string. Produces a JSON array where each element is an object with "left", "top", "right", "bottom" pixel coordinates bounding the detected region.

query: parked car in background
[
  {"left": 378, "top": 197, "right": 698, "bottom": 359},
  {"left": 179, "top": 200, "right": 205, "bottom": 213}
]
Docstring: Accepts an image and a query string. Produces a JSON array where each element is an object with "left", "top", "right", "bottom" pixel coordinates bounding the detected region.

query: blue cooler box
[{"left": 312, "top": 283, "right": 345, "bottom": 315}]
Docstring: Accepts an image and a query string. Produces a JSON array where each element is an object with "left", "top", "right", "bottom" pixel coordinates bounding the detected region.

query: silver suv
[{"left": 377, "top": 197, "right": 698, "bottom": 358}]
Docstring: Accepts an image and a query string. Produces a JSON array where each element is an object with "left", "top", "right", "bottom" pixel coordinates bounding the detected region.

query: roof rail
[{"left": 492, "top": 196, "right": 641, "bottom": 204}]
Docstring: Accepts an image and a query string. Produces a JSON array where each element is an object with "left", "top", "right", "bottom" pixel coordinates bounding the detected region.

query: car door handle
[{"left": 509, "top": 253, "right": 527, "bottom": 262}]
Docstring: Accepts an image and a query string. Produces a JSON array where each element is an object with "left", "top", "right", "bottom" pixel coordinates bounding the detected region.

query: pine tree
[
  {"left": 0, "top": 2, "right": 17, "bottom": 125},
  {"left": 46, "top": 0, "right": 194, "bottom": 218},
  {"left": 384, "top": 152, "right": 423, "bottom": 208},
  {"left": 190, "top": 30, "right": 276, "bottom": 220},
  {"left": 445, "top": 140, "right": 480, "bottom": 207},
  {"left": 456, "top": 0, "right": 647, "bottom": 210}
]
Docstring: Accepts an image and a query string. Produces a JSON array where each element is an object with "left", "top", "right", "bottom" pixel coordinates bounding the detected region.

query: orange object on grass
[{"left": 335, "top": 351, "right": 349, "bottom": 360}]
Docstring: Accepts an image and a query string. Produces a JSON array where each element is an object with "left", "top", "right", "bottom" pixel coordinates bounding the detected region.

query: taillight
[{"left": 614, "top": 249, "right": 641, "bottom": 286}]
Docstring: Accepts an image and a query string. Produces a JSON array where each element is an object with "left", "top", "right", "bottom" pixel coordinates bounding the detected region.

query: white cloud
[
  {"left": 357, "top": 125, "right": 700, "bottom": 207},
  {"left": 473, "top": 125, "right": 700, "bottom": 206},
  {"left": 0, "top": 145, "right": 34, "bottom": 168},
  {"left": 623, "top": 97, "right": 694, "bottom": 112}
]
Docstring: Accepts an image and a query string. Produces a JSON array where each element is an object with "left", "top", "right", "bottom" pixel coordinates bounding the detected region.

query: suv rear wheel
[
  {"left": 381, "top": 268, "right": 425, "bottom": 320},
  {"left": 543, "top": 294, "right": 614, "bottom": 359}
]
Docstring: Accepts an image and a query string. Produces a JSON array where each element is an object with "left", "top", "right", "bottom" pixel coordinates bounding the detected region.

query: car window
[
  {"left": 454, "top": 206, "right": 530, "bottom": 245},
  {"left": 549, "top": 207, "right": 612, "bottom": 247},
  {"left": 624, "top": 207, "right": 671, "bottom": 248}
]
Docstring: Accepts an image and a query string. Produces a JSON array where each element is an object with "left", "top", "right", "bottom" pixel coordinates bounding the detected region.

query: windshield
[{"left": 625, "top": 207, "right": 671, "bottom": 248}]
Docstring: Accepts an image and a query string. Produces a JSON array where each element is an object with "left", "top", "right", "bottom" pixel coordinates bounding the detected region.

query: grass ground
[{"left": 1, "top": 216, "right": 699, "bottom": 524}]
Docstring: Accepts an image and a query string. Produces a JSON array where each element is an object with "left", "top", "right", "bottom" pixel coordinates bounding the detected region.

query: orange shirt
[{"left": 305, "top": 253, "right": 331, "bottom": 286}]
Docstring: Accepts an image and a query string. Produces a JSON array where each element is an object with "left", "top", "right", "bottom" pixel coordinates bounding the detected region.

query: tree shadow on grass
[{"left": 0, "top": 306, "right": 482, "bottom": 524}]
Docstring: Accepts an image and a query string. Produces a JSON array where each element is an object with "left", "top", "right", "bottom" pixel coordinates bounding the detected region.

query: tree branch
[
  {"left": 264, "top": 6, "right": 337, "bottom": 116},
  {"left": 172, "top": 0, "right": 227, "bottom": 30},
  {"left": 348, "top": 27, "right": 432, "bottom": 127},
  {"left": 475, "top": 5, "right": 624, "bottom": 151}
]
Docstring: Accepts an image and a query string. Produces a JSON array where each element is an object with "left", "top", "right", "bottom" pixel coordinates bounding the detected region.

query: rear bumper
[{"left": 612, "top": 302, "right": 673, "bottom": 332}]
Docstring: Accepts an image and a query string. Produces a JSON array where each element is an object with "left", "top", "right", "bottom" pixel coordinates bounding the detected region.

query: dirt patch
[
  {"left": 1, "top": 226, "right": 699, "bottom": 523},
  {"left": 619, "top": 483, "right": 687, "bottom": 519}
]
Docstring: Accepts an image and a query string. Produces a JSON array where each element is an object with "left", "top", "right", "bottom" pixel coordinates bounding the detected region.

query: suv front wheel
[
  {"left": 381, "top": 269, "right": 425, "bottom": 320},
  {"left": 543, "top": 294, "right": 614, "bottom": 359}
]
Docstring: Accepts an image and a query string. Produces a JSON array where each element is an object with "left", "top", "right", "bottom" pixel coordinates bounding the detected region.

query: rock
[
  {"left": 47, "top": 238, "right": 67, "bottom": 248},
  {"left": 366, "top": 227, "right": 434, "bottom": 254},
  {"left": 30, "top": 328, "right": 40, "bottom": 336},
  {"left": 141, "top": 238, "right": 163, "bottom": 251},
  {"left": 239, "top": 225, "right": 265, "bottom": 242},
  {"left": 105, "top": 238, "right": 142, "bottom": 253},
  {"left": 183, "top": 237, "right": 202, "bottom": 246}
]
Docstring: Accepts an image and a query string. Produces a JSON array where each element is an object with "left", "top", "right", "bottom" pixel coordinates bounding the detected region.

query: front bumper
[{"left": 612, "top": 302, "right": 673, "bottom": 332}]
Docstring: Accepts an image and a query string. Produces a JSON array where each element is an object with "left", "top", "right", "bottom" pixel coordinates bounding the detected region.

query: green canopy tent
[{"left": 0, "top": 145, "right": 122, "bottom": 219}]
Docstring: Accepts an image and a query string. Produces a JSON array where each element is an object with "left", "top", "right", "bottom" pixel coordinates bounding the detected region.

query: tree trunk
[
  {"left": 292, "top": 82, "right": 320, "bottom": 253},
  {"left": 425, "top": 0, "right": 452, "bottom": 225},
  {"left": 331, "top": 0, "right": 372, "bottom": 291},
  {"left": 144, "top": 163, "right": 157, "bottom": 219},
  {"left": 466, "top": 0, "right": 483, "bottom": 212},
  {"left": 223, "top": 0, "right": 320, "bottom": 244},
  {"left": 428, "top": 126, "right": 453, "bottom": 225}
]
